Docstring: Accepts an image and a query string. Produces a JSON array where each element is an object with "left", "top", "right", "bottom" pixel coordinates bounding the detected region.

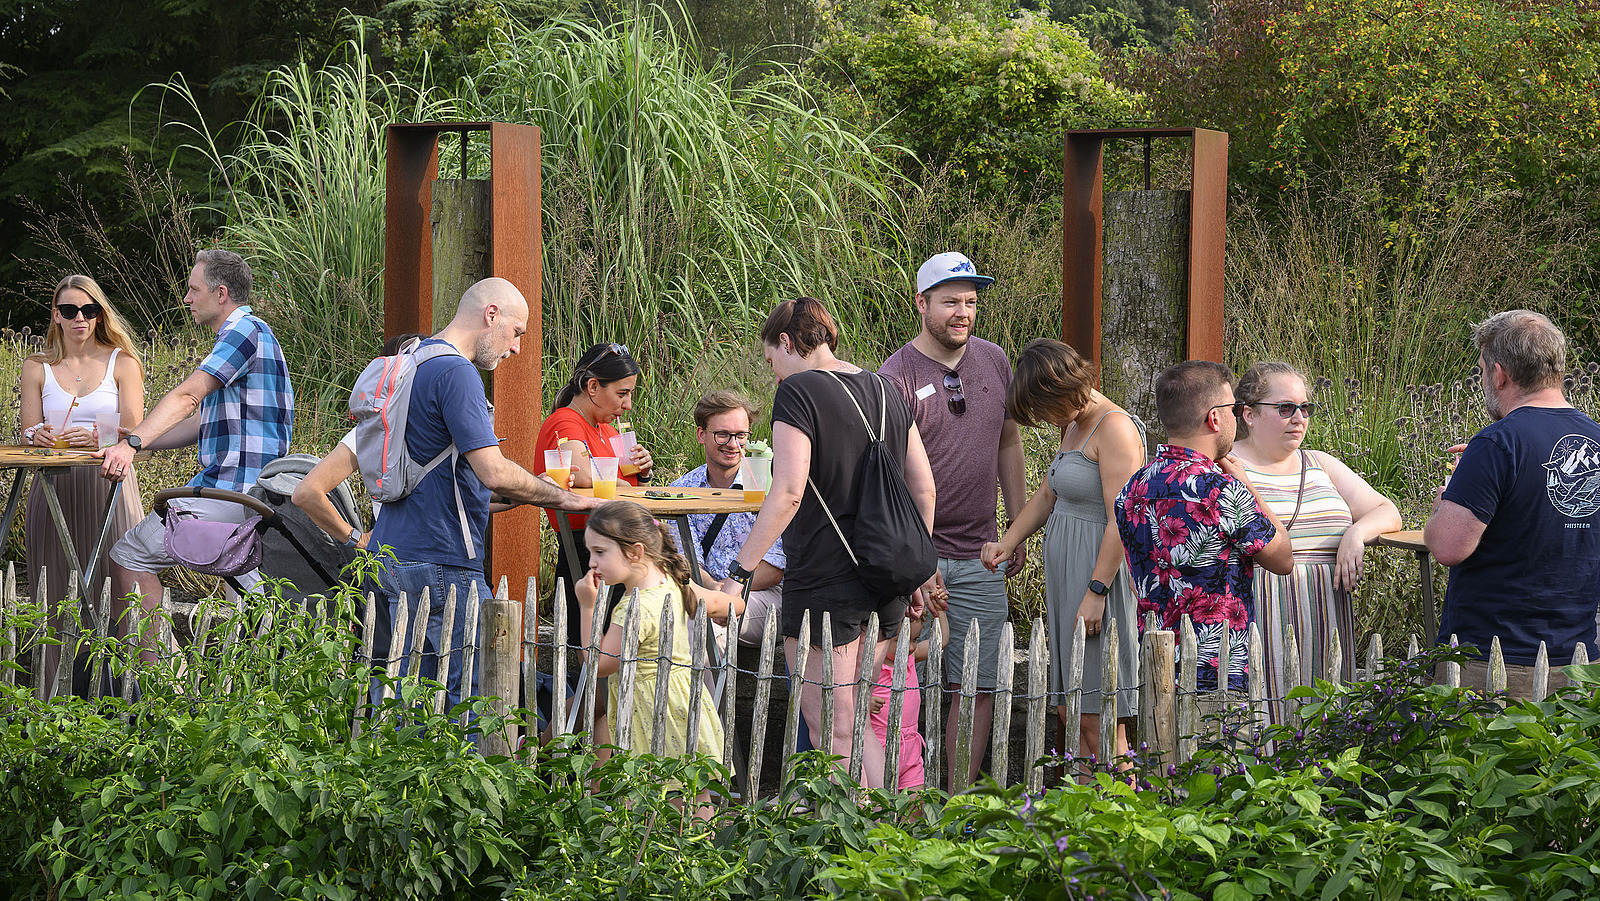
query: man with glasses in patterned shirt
[
  {"left": 670, "top": 390, "right": 786, "bottom": 646},
  {"left": 880, "top": 251, "right": 1027, "bottom": 786}
]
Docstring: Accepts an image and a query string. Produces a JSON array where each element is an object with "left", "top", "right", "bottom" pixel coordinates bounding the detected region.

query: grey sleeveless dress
[{"left": 1044, "top": 411, "right": 1143, "bottom": 715}]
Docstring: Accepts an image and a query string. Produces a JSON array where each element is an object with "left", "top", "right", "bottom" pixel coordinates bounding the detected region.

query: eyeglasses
[
  {"left": 1252, "top": 401, "right": 1317, "bottom": 420},
  {"left": 711, "top": 430, "right": 751, "bottom": 446},
  {"left": 943, "top": 370, "right": 965, "bottom": 416},
  {"left": 1209, "top": 402, "right": 1247, "bottom": 418},
  {"left": 57, "top": 303, "right": 102, "bottom": 321}
]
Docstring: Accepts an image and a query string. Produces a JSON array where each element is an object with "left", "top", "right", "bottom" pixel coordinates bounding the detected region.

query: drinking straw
[{"left": 56, "top": 397, "right": 79, "bottom": 434}]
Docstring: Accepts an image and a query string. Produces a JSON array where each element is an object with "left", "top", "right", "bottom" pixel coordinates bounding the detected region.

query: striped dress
[{"left": 1244, "top": 452, "right": 1357, "bottom": 711}]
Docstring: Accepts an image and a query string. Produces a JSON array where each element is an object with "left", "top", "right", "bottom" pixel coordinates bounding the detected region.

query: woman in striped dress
[{"left": 1231, "top": 362, "right": 1401, "bottom": 712}]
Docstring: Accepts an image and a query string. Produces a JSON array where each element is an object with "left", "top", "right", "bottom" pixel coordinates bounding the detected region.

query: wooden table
[
  {"left": 1374, "top": 529, "right": 1438, "bottom": 643},
  {"left": 0, "top": 446, "right": 151, "bottom": 600},
  {"left": 549, "top": 485, "right": 762, "bottom": 589}
]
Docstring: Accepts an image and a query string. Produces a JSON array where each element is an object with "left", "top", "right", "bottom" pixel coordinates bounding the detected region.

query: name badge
[{"left": 915, "top": 384, "right": 936, "bottom": 401}]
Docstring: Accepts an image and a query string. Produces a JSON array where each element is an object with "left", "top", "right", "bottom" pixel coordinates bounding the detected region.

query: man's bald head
[{"left": 449, "top": 277, "right": 529, "bottom": 370}]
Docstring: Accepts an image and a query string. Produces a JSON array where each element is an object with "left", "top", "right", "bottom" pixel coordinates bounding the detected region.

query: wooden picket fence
[{"left": 3, "top": 560, "right": 1592, "bottom": 801}]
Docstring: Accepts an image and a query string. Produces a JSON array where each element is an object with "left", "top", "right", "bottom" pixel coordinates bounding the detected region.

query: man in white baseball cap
[{"left": 880, "top": 251, "right": 1024, "bottom": 786}]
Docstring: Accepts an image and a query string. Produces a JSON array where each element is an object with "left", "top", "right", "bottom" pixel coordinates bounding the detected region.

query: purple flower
[{"left": 1056, "top": 835, "right": 1071, "bottom": 853}]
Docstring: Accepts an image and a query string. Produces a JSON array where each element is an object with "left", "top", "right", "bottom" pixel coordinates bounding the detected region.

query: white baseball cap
[{"left": 916, "top": 251, "right": 994, "bottom": 295}]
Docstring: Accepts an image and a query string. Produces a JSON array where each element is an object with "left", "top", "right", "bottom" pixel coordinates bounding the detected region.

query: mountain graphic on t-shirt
[{"left": 1544, "top": 433, "right": 1600, "bottom": 518}]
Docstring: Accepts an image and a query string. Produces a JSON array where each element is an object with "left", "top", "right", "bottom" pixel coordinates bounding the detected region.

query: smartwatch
[
  {"left": 125, "top": 433, "right": 142, "bottom": 451},
  {"left": 1088, "top": 579, "right": 1110, "bottom": 596},
  {"left": 342, "top": 527, "right": 362, "bottom": 549},
  {"left": 728, "top": 562, "right": 755, "bottom": 586}
]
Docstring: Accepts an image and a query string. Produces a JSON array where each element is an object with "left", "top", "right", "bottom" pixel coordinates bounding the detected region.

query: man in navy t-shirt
[
  {"left": 368, "top": 278, "right": 599, "bottom": 715},
  {"left": 1424, "top": 310, "right": 1600, "bottom": 698}
]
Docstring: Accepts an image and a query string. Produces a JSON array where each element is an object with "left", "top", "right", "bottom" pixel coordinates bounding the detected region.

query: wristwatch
[
  {"left": 342, "top": 527, "right": 362, "bottom": 549},
  {"left": 125, "top": 433, "right": 142, "bottom": 451},
  {"left": 1088, "top": 579, "right": 1110, "bottom": 596},
  {"left": 728, "top": 562, "right": 755, "bottom": 586}
]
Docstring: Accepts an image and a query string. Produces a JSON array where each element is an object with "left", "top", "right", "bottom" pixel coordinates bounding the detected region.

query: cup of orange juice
[
  {"left": 741, "top": 443, "right": 772, "bottom": 504},
  {"left": 544, "top": 448, "right": 572, "bottom": 488},
  {"left": 591, "top": 456, "right": 620, "bottom": 499},
  {"left": 610, "top": 430, "right": 641, "bottom": 477}
]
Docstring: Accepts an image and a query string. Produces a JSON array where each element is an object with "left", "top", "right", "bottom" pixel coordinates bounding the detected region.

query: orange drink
[
  {"left": 610, "top": 432, "right": 641, "bottom": 476},
  {"left": 592, "top": 456, "right": 620, "bottom": 499},
  {"left": 543, "top": 449, "right": 573, "bottom": 488}
]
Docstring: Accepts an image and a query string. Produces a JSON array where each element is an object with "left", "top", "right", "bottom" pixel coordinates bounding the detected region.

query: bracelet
[{"left": 22, "top": 424, "right": 43, "bottom": 442}]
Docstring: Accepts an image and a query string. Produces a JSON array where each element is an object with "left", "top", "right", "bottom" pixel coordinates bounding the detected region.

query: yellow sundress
[{"left": 606, "top": 582, "right": 725, "bottom": 763}]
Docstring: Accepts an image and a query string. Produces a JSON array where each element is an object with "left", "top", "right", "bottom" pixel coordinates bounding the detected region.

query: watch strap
[{"left": 1088, "top": 579, "right": 1110, "bottom": 596}]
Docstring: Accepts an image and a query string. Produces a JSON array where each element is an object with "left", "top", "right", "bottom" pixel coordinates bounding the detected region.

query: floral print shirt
[{"left": 1115, "top": 444, "right": 1276, "bottom": 690}]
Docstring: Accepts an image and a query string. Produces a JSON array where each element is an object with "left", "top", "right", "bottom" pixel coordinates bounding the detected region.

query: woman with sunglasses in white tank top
[{"left": 18, "top": 274, "right": 146, "bottom": 695}]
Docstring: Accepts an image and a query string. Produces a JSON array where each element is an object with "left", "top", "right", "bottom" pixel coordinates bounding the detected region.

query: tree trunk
[
  {"left": 1100, "top": 190, "right": 1190, "bottom": 445},
  {"left": 430, "top": 179, "right": 491, "bottom": 332}
]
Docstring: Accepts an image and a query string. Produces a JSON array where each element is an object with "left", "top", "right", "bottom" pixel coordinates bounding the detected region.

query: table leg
[
  {"left": 37, "top": 469, "right": 86, "bottom": 601},
  {"left": 1415, "top": 549, "right": 1438, "bottom": 645},
  {"left": 0, "top": 468, "right": 26, "bottom": 551},
  {"left": 80, "top": 480, "right": 123, "bottom": 624}
]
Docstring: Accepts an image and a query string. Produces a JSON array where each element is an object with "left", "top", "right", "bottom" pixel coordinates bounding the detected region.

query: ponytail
[
  {"left": 587, "top": 500, "right": 696, "bottom": 615},
  {"left": 553, "top": 342, "right": 642, "bottom": 412}
]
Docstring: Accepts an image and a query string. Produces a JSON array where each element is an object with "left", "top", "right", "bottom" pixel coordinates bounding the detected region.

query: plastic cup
[
  {"left": 544, "top": 448, "right": 572, "bottom": 489},
  {"left": 610, "top": 431, "right": 641, "bottom": 477},
  {"left": 591, "top": 456, "right": 619, "bottom": 499},
  {"left": 95, "top": 411, "right": 121, "bottom": 448},
  {"left": 741, "top": 456, "right": 772, "bottom": 505}
]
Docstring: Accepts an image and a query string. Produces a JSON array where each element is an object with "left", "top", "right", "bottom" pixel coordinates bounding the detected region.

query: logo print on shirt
[{"left": 1544, "top": 433, "right": 1600, "bottom": 518}]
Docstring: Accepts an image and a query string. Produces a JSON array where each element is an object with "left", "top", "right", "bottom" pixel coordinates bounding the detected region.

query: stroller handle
[{"left": 153, "top": 486, "right": 277, "bottom": 520}]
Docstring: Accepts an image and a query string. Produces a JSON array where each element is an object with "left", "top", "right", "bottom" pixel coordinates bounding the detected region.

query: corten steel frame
[
  {"left": 1061, "top": 127, "right": 1228, "bottom": 367},
  {"left": 385, "top": 122, "right": 544, "bottom": 589}
]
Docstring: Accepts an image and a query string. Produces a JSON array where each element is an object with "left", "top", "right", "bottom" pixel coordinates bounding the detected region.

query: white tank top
[{"left": 40, "top": 348, "right": 124, "bottom": 430}]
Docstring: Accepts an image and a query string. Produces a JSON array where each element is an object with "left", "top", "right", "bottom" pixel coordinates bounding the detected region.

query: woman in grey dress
[{"left": 982, "top": 339, "right": 1145, "bottom": 765}]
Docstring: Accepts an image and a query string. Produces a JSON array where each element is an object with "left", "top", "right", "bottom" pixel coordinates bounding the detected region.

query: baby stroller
[{"left": 152, "top": 453, "right": 361, "bottom": 606}]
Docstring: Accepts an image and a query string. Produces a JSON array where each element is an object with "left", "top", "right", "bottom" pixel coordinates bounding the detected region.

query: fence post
[
  {"left": 1024, "top": 621, "right": 1047, "bottom": 795},
  {"left": 883, "top": 620, "right": 911, "bottom": 794},
  {"left": 1099, "top": 617, "right": 1118, "bottom": 766},
  {"left": 50, "top": 569, "right": 81, "bottom": 701},
  {"left": 1283, "top": 629, "right": 1302, "bottom": 730},
  {"left": 155, "top": 588, "right": 174, "bottom": 683},
  {"left": 685, "top": 600, "right": 706, "bottom": 759},
  {"left": 1247, "top": 623, "right": 1265, "bottom": 743},
  {"left": 781, "top": 608, "right": 812, "bottom": 794},
  {"left": 720, "top": 608, "right": 739, "bottom": 787},
  {"left": 1575, "top": 642, "right": 1591, "bottom": 667},
  {"left": 1407, "top": 634, "right": 1420, "bottom": 662},
  {"left": 1177, "top": 615, "right": 1197, "bottom": 764},
  {"left": 922, "top": 615, "right": 944, "bottom": 792},
  {"left": 457, "top": 583, "right": 483, "bottom": 729},
  {"left": 1365, "top": 632, "right": 1384, "bottom": 682},
  {"left": 649, "top": 589, "right": 676, "bottom": 757},
  {"left": 1326, "top": 623, "right": 1342, "bottom": 687},
  {"left": 1064, "top": 616, "right": 1086, "bottom": 766},
  {"left": 1443, "top": 634, "right": 1461, "bottom": 688},
  {"left": 952, "top": 618, "right": 980, "bottom": 793},
  {"left": 579, "top": 585, "right": 607, "bottom": 746},
  {"left": 119, "top": 591, "right": 141, "bottom": 714},
  {"left": 1215, "top": 619, "right": 1232, "bottom": 726},
  {"left": 849, "top": 611, "right": 880, "bottom": 793},
  {"left": 1531, "top": 641, "right": 1549, "bottom": 702},
  {"left": 519, "top": 577, "right": 540, "bottom": 746},
  {"left": 615, "top": 590, "right": 643, "bottom": 751},
  {"left": 1486, "top": 636, "right": 1506, "bottom": 700},
  {"left": 0, "top": 563, "right": 14, "bottom": 687},
  {"left": 1151, "top": 630, "right": 1176, "bottom": 765},
  {"left": 550, "top": 578, "right": 568, "bottom": 739},
  {"left": 747, "top": 608, "right": 779, "bottom": 799},
  {"left": 87, "top": 578, "right": 112, "bottom": 699},
  {"left": 991, "top": 621, "right": 1015, "bottom": 788},
  {"left": 819, "top": 613, "right": 836, "bottom": 762},
  {"left": 480, "top": 580, "right": 520, "bottom": 757},
  {"left": 431, "top": 583, "right": 461, "bottom": 716}
]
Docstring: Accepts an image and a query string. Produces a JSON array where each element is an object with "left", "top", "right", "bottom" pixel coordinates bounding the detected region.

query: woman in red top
[{"left": 536, "top": 342, "right": 655, "bottom": 642}]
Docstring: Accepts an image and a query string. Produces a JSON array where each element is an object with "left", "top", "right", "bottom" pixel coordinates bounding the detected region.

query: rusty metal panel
[
  {"left": 1062, "top": 133, "right": 1105, "bottom": 363},
  {"left": 384, "top": 126, "right": 440, "bottom": 337},
  {"left": 1186, "top": 128, "right": 1228, "bottom": 364},
  {"left": 1059, "top": 127, "right": 1229, "bottom": 370},
  {"left": 487, "top": 122, "right": 545, "bottom": 594},
  {"left": 384, "top": 122, "right": 546, "bottom": 589}
]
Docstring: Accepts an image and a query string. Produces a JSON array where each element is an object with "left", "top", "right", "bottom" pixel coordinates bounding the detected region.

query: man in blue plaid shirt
[{"left": 101, "top": 250, "right": 293, "bottom": 649}]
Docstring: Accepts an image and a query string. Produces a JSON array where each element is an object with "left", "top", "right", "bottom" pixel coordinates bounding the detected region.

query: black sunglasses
[
  {"left": 1252, "top": 401, "right": 1317, "bottom": 419},
  {"left": 943, "top": 370, "right": 965, "bottom": 416},
  {"left": 57, "top": 302, "right": 102, "bottom": 321},
  {"left": 1210, "top": 401, "right": 1247, "bottom": 418}
]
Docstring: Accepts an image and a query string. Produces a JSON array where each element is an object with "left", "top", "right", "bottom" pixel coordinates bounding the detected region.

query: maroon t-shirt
[{"left": 879, "top": 338, "right": 1012, "bottom": 558}]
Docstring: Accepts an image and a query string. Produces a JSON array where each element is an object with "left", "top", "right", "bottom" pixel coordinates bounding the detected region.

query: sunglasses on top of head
[{"left": 57, "top": 302, "right": 102, "bottom": 321}]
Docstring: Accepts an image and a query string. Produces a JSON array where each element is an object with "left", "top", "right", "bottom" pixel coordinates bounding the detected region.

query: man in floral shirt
[{"left": 1115, "top": 361, "right": 1293, "bottom": 691}]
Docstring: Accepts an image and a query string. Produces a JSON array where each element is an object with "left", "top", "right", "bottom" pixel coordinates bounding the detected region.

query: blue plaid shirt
[
  {"left": 190, "top": 306, "right": 293, "bottom": 491},
  {"left": 669, "top": 465, "right": 785, "bottom": 580}
]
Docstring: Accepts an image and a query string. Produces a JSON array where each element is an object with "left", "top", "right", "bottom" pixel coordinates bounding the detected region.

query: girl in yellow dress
[{"left": 576, "top": 501, "right": 742, "bottom": 813}]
